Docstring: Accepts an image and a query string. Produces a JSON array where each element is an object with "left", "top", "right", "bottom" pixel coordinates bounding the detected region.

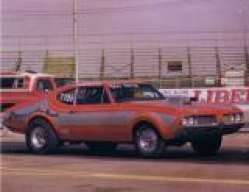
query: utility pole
[
  {"left": 241, "top": 10, "right": 249, "bottom": 76},
  {"left": 15, "top": 51, "right": 22, "bottom": 72},
  {"left": 187, "top": 47, "right": 193, "bottom": 87},
  {"left": 100, "top": 49, "right": 105, "bottom": 80},
  {"left": 158, "top": 47, "right": 162, "bottom": 88},
  {"left": 130, "top": 48, "right": 135, "bottom": 79},
  {"left": 238, "top": 5, "right": 249, "bottom": 83},
  {"left": 215, "top": 46, "right": 222, "bottom": 86},
  {"left": 73, "top": 0, "right": 80, "bottom": 84}
]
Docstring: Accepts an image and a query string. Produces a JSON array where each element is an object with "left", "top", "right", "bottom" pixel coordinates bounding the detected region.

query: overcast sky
[{"left": 2, "top": 0, "right": 249, "bottom": 49}]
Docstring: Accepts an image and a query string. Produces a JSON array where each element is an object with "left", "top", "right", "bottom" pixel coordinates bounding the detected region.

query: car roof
[
  {"left": 80, "top": 80, "right": 143, "bottom": 86},
  {"left": 55, "top": 80, "right": 146, "bottom": 93}
]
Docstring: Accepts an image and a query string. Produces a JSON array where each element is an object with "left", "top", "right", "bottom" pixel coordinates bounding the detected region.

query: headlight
[
  {"left": 188, "top": 117, "right": 195, "bottom": 126},
  {"left": 223, "top": 113, "right": 243, "bottom": 124},
  {"left": 235, "top": 113, "right": 243, "bottom": 123},
  {"left": 181, "top": 118, "right": 188, "bottom": 126},
  {"left": 181, "top": 116, "right": 217, "bottom": 127},
  {"left": 181, "top": 117, "right": 196, "bottom": 127}
]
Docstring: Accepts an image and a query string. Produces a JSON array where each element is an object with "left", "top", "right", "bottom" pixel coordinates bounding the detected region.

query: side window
[
  {"left": 36, "top": 79, "right": 54, "bottom": 92},
  {"left": 77, "top": 86, "right": 110, "bottom": 104},
  {"left": 15, "top": 78, "right": 24, "bottom": 88},
  {"left": 140, "top": 84, "right": 160, "bottom": 98},
  {"left": 58, "top": 89, "right": 76, "bottom": 105},
  {"left": 0, "top": 77, "right": 24, "bottom": 89}
]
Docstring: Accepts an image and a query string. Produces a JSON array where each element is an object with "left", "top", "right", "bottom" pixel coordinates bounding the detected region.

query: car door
[
  {"left": 50, "top": 87, "right": 77, "bottom": 139},
  {"left": 74, "top": 85, "right": 135, "bottom": 141},
  {"left": 53, "top": 85, "right": 130, "bottom": 141}
]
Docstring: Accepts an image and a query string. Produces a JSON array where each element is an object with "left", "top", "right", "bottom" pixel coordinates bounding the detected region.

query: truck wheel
[
  {"left": 26, "top": 118, "right": 59, "bottom": 154},
  {"left": 86, "top": 142, "right": 117, "bottom": 153},
  {"left": 191, "top": 133, "right": 222, "bottom": 156},
  {"left": 134, "top": 124, "right": 165, "bottom": 158}
]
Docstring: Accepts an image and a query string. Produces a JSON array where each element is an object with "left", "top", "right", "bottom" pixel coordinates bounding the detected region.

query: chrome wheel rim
[
  {"left": 31, "top": 127, "right": 47, "bottom": 149},
  {"left": 138, "top": 128, "right": 158, "bottom": 153}
]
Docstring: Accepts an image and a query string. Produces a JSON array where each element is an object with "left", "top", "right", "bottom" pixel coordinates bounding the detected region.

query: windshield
[{"left": 111, "top": 83, "right": 165, "bottom": 102}]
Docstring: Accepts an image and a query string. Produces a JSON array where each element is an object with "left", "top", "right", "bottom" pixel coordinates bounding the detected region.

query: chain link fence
[{"left": 1, "top": 45, "right": 248, "bottom": 88}]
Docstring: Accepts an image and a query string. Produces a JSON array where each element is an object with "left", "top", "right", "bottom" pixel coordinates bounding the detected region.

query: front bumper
[
  {"left": 170, "top": 123, "right": 244, "bottom": 144},
  {"left": 220, "top": 123, "right": 245, "bottom": 134}
]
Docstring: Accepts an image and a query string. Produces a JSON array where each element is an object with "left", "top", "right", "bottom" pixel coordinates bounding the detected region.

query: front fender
[{"left": 129, "top": 112, "right": 176, "bottom": 140}]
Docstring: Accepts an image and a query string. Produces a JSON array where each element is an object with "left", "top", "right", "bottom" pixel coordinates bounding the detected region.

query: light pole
[
  {"left": 237, "top": 7, "right": 248, "bottom": 47},
  {"left": 73, "top": 0, "right": 80, "bottom": 84},
  {"left": 237, "top": 4, "right": 249, "bottom": 83}
]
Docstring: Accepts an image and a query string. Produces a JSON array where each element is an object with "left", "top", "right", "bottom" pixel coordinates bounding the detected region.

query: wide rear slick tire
[
  {"left": 191, "top": 132, "right": 222, "bottom": 156},
  {"left": 26, "top": 118, "right": 59, "bottom": 154},
  {"left": 134, "top": 124, "right": 165, "bottom": 158}
]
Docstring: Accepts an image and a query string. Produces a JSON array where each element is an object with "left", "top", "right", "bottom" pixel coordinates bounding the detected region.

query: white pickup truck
[{"left": 0, "top": 71, "right": 72, "bottom": 132}]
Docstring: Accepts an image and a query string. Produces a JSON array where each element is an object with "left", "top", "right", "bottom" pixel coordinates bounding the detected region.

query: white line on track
[{"left": 1, "top": 167, "right": 249, "bottom": 186}]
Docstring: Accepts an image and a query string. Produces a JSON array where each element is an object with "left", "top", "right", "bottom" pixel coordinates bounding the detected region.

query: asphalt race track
[{"left": 1, "top": 133, "right": 249, "bottom": 192}]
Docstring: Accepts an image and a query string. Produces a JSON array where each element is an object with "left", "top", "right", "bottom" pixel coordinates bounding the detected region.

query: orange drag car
[{"left": 3, "top": 82, "right": 245, "bottom": 157}]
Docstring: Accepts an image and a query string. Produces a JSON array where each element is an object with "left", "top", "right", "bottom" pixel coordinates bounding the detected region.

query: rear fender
[{"left": 26, "top": 112, "right": 57, "bottom": 131}]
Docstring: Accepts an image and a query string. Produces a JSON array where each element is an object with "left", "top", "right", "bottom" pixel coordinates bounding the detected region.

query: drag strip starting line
[{"left": 1, "top": 167, "right": 249, "bottom": 186}]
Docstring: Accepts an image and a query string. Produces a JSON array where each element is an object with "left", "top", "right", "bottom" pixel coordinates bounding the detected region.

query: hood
[{"left": 125, "top": 100, "right": 240, "bottom": 116}]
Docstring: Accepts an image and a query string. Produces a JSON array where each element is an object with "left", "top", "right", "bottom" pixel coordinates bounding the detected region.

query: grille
[{"left": 196, "top": 116, "right": 217, "bottom": 126}]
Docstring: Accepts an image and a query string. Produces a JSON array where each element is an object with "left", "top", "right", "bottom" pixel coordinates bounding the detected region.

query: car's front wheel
[
  {"left": 191, "top": 132, "right": 222, "bottom": 156},
  {"left": 26, "top": 118, "right": 59, "bottom": 154},
  {"left": 134, "top": 124, "right": 165, "bottom": 158}
]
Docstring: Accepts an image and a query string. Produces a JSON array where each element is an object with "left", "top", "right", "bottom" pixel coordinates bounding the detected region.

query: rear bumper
[
  {"left": 0, "top": 118, "right": 3, "bottom": 129},
  {"left": 1, "top": 112, "right": 17, "bottom": 132},
  {"left": 0, "top": 112, "right": 6, "bottom": 129}
]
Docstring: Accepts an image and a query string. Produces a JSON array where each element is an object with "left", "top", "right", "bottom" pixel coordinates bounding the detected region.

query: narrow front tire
[
  {"left": 134, "top": 124, "right": 165, "bottom": 158},
  {"left": 191, "top": 133, "right": 222, "bottom": 156}
]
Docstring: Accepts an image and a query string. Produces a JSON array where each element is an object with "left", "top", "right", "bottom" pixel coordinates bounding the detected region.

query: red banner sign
[{"left": 160, "top": 87, "right": 249, "bottom": 104}]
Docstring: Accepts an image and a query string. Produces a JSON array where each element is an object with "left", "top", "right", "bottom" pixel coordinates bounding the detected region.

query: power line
[
  {"left": 2, "top": 30, "right": 249, "bottom": 38},
  {"left": 4, "top": 0, "right": 237, "bottom": 17},
  {"left": 2, "top": 0, "right": 193, "bottom": 16}
]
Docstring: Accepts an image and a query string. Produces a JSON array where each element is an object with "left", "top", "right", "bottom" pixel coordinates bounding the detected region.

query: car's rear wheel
[
  {"left": 134, "top": 124, "right": 165, "bottom": 158},
  {"left": 26, "top": 118, "right": 59, "bottom": 154},
  {"left": 191, "top": 132, "right": 222, "bottom": 156},
  {"left": 86, "top": 142, "right": 117, "bottom": 153}
]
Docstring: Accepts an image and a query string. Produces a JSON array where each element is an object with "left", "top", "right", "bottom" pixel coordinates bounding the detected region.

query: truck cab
[
  {"left": 1, "top": 71, "right": 57, "bottom": 91},
  {"left": 0, "top": 71, "right": 62, "bottom": 129}
]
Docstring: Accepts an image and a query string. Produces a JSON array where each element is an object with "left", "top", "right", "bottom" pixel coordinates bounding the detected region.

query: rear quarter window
[{"left": 57, "top": 89, "right": 76, "bottom": 105}]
